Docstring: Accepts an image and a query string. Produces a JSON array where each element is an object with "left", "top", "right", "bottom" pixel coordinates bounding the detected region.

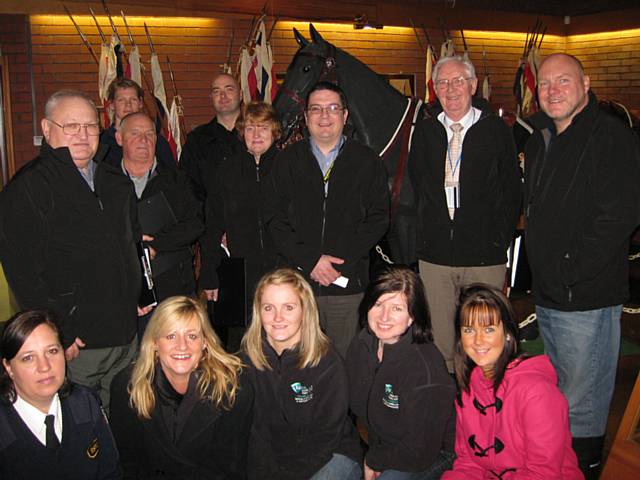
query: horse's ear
[
  {"left": 293, "top": 28, "right": 309, "bottom": 47},
  {"left": 309, "top": 23, "right": 325, "bottom": 44}
]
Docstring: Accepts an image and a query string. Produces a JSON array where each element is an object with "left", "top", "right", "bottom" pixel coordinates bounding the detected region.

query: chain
[
  {"left": 375, "top": 245, "right": 394, "bottom": 265},
  {"left": 629, "top": 251, "right": 640, "bottom": 261},
  {"left": 518, "top": 312, "right": 537, "bottom": 330},
  {"left": 623, "top": 306, "right": 640, "bottom": 314}
]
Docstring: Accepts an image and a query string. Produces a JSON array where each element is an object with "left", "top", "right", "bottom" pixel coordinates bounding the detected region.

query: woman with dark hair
[
  {"left": 346, "top": 265, "right": 456, "bottom": 480},
  {"left": 109, "top": 296, "right": 253, "bottom": 479},
  {"left": 0, "top": 310, "right": 122, "bottom": 479},
  {"left": 441, "top": 284, "right": 583, "bottom": 479},
  {"left": 242, "top": 268, "right": 362, "bottom": 480},
  {"left": 200, "top": 101, "right": 281, "bottom": 325}
]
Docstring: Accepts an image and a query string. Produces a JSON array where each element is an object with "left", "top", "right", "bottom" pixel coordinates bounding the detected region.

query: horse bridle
[{"left": 278, "top": 43, "right": 339, "bottom": 118}]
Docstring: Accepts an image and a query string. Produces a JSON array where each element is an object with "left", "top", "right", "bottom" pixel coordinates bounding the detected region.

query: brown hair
[{"left": 235, "top": 101, "right": 282, "bottom": 141}]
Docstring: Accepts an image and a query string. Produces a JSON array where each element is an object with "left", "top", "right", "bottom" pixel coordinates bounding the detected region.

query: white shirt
[
  {"left": 437, "top": 106, "right": 481, "bottom": 145},
  {"left": 12, "top": 393, "right": 63, "bottom": 446}
]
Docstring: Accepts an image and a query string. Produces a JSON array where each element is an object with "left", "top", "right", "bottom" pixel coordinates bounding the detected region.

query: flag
[
  {"left": 167, "top": 98, "right": 182, "bottom": 160},
  {"left": 482, "top": 75, "right": 491, "bottom": 101},
  {"left": 150, "top": 53, "right": 178, "bottom": 162},
  {"left": 440, "top": 39, "right": 455, "bottom": 59},
  {"left": 240, "top": 19, "right": 277, "bottom": 104},
  {"left": 424, "top": 44, "right": 436, "bottom": 103},
  {"left": 239, "top": 47, "right": 253, "bottom": 104},
  {"left": 127, "top": 45, "right": 142, "bottom": 87},
  {"left": 98, "top": 40, "right": 117, "bottom": 128},
  {"left": 520, "top": 46, "right": 540, "bottom": 114}
]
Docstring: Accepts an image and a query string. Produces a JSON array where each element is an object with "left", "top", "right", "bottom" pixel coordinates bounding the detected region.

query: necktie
[
  {"left": 445, "top": 122, "right": 464, "bottom": 219},
  {"left": 45, "top": 414, "right": 60, "bottom": 450}
]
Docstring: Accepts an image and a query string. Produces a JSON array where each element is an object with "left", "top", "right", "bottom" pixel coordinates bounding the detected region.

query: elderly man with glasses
[
  {"left": 409, "top": 56, "right": 522, "bottom": 373},
  {"left": 265, "top": 81, "right": 389, "bottom": 357},
  {"left": 0, "top": 89, "right": 141, "bottom": 410}
]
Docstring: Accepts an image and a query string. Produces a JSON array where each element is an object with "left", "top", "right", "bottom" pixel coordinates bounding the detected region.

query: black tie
[{"left": 44, "top": 414, "right": 60, "bottom": 450}]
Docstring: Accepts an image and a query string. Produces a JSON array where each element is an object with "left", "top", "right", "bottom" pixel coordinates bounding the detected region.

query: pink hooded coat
[{"left": 441, "top": 355, "right": 584, "bottom": 479}]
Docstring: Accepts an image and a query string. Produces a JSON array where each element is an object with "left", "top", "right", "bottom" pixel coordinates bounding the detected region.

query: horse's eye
[{"left": 303, "top": 65, "right": 311, "bottom": 73}]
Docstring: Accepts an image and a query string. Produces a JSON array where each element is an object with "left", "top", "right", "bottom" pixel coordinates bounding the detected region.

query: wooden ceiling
[{"left": 427, "top": 0, "right": 639, "bottom": 17}]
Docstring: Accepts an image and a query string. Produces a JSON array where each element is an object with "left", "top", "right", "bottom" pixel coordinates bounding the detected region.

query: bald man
[
  {"left": 180, "top": 73, "right": 244, "bottom": 203},
  {"left": 524, "top": 53, "right": 640, "bottom": 479},
  {"left": 0, "top": 89, "right": 140, "bottom": 409}
]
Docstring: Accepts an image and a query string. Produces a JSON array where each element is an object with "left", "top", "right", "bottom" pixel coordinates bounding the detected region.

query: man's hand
[
  {"left": 204, "top": 289, "right": 219, "bottom": 302},
  {"left": 65, "top": 337, "right": 86, "bottom": 362},
  {"left": 310, "top": 255, "right": 344, "bottom": 286},
  {"left": 142, "top": 234, "right": 157, "bottom": 260}
]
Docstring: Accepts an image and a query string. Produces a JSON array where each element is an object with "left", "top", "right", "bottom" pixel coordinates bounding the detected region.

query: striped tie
[{"left": 445, "top": 123, "right": 464, "bottom": 219}]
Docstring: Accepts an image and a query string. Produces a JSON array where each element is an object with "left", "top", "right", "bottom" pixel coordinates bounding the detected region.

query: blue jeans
[
  {"left": 377, "top": 451, "right": 456, "bottom": 480},
  {"left": 311, "top": 453, "right": 362, "bottom": 480},
  {"left": 536, "top": 305, "right": 621, "bottom": 437}
]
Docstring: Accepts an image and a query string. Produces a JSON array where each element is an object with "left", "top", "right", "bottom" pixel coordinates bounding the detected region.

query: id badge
[{"left": 445, "top": 184, "right": 460, "bottom": 210}]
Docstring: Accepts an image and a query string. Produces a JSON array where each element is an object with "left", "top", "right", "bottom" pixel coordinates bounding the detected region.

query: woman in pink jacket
[{"left": 441, "top": 284, "right": 583, "bottom": 480}]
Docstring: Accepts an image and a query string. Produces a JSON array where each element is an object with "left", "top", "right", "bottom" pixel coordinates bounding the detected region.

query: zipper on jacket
[{"left": 256, "top": 164, "right": 264, "bottom": 250}]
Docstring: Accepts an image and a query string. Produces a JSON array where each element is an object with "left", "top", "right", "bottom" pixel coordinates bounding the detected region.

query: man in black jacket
[
  {"left": 100, "top": 78, "right": 176, "bottom": 171},
  {"left": 0, "top": 90, "right": 140, "bottom": 409},
  {"left": 409, "top": 56, "right": 521, "bottom": 372},
  {"left": 524, "top": 53, "right": 640, "bottom": 479},
  {"left": 266, "top": 82, "right": 389, "bottom": 357},
  {"left": 114, "top": 111, "right": 203, "bottom": 335},
  {"left": 180, "top": 73, "right": 243, "bottom": 204}
]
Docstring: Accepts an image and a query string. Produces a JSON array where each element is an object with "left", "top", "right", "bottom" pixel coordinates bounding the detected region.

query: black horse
[{"left": 274, "top": 24, "right": 426, "bottom": 265}]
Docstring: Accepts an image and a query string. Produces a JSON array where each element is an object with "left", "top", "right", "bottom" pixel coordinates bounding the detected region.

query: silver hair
[
  {"left": 119, "top": 111, "right": 154, "bottom": 132},
  {"left": 432, "top": 55, "right": 477, "bottom": 82},
  {"left": 44, "top": 89, "right": 98, "bottom": 120}
]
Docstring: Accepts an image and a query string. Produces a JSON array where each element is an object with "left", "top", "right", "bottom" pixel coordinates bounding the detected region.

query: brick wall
[
  {"left": 3, "top": 12, "right": 640, "bottom": 172},
  {"left": 0, "top": 14, "right": 37, "bottom": 177}
]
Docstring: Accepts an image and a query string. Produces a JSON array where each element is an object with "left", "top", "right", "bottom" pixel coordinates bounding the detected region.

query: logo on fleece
[
  {"left": 291, "top": 382, "right": 314, "bottom": 403},
  {"left": 382, "top": 383, "right": 399, "bottom": 409}
]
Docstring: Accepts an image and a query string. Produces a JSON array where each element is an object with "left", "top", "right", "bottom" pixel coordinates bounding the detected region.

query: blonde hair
[
  {"left": 128, "top": 296, "right": 243, "bottom": 419},
  {"left": 241, "top": 269, "right": 329, "bottom": 370}
]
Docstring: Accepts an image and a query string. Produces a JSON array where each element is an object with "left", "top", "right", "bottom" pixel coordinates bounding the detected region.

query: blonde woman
[
  {"left": 242, "top": 268, "right": 362, "bottom": 480},
  {"left": 109, "top": 296, "right": 253, "bottom": 479}
]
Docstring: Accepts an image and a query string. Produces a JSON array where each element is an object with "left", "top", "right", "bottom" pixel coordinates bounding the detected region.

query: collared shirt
[
  {"left": 310, "top": 136, "right": 346, "bottom": 194},
  {"left": 12, "top": 393, "right": 63, "bottom": 446},
  {"left": 122, "top": 158, "right": 158, "bottom": 198},
  {"left": 437, "top": 106, "right": 481, "bottom": 145},
  {"left": 78, "top": 160, "right": 97, "bottom": 192}
]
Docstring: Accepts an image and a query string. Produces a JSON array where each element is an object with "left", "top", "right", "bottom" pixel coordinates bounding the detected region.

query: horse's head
[{"left": 274, "top": 24, "right": 338, "bottom": 145}]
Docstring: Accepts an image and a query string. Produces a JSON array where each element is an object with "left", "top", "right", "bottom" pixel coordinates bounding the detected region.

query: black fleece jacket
[
  {"left": 265, "top": 138, "right": 389, "bottom": 296},
  {"left": 524, "top": 91, "right": 640, "bottom": 310},
  {"left": 104, "top": 157, "right": 204, "bottom": 301},
  {"left": 0, "top": 142, "right": 140, "bottom": 349},
  {"left": 179, "top": 117, "right": 243, "bottom": 204},
  {"left": 243, "top": 342, "right": 362, "bottom": 480},
  {"left": 199, "top": 144, "right": 278, "bottom": 291},
  {"left": 346, "top": 328, "right": 456, "bottom": 473},
  {"left": 409, "top": 99, "right": 522, "bottom": 266}
]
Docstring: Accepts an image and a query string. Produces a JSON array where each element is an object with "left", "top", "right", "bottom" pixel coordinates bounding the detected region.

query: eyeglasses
[
  {"left": 47, "top": 119, "right": 101, "bottom": 136},
  {"left": 434, "top": 76, "right": 473, "bottom": 91},
  {"left": 307, "top": 104, "right": 344, "bottom": 116}
]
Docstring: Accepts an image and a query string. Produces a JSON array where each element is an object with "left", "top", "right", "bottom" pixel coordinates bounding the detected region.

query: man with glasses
[
  {"left": 409, "top": 56, "right": 521, "bottom": 372},
  {"left": 101, "top": 78, "right": 176, "bottom": 170},
  {"left": 266, "top": 81, "right": 389, "bottom": 356},
  {"left": 0, "top": 89, "right": 141, "bottom": 410}
]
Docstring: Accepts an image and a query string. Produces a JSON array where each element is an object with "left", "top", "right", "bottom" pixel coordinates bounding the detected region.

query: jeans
[
  {"left": 376, "top": 451, "right": 456, "bottom": 480},
  {"left": 536, "top": 304, "right": 621, "bottom": 438},
  {"left": 311, "top": 453, "right": 362, "bottom": 480}
]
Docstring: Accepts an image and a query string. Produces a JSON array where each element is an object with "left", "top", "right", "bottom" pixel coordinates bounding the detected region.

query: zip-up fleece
[
  {"left": 346, "top": 328, "right": 456, "bottom": 473},
  {"left": 409, "top": 99, "right": 522, "bottom": 266},
  {"left": 243, "top": 342, "right": 362, "bottom": 480},
  {"left": 524, "top": 92, "right": 640, "bottom": 310},
  {"left": 265, "top": 138, "right": 389, "bottom": 296},
  {"left": 0, "top": 142, "right": 140, "bottom": 349},
  {"left": 442, "top": 356, "right": 583, "bottom": 479}
]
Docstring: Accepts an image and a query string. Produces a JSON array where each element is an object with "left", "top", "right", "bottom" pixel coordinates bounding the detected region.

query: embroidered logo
[
  {"left": 86, "top": 437, "right": 99, "bottom": 459},
  {"left": 291, "top": 382, "right": 314, "bottom": 403},
  {"left": 382, "top": 383, "right": 399, "bottom": 409}
]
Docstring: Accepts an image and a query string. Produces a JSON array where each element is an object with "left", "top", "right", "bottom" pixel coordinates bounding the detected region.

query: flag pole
[
  {"left": 166, "top": 55, "right": 187, "bottom": 144},
  {"left": 64, "top": 5, "right": 99, "bottom": 65}
]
